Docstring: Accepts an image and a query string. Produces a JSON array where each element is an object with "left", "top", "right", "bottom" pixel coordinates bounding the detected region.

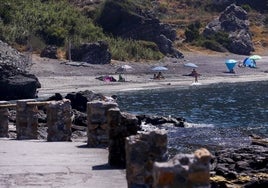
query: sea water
[{"left": 116, "top": 81, "right": 268, "bottom": 153}]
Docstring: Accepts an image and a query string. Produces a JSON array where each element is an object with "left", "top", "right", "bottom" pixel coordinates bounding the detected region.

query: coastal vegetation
[{"left": 0, "top": 0, "right": 267, "bottom": 61}]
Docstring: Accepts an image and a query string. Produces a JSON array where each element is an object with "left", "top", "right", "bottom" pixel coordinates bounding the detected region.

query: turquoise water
[{"left": 116, "top": 81, "right": 268, "bottom": 153}]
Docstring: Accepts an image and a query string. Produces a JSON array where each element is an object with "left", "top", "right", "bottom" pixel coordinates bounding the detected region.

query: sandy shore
[{"left": 29, "top": 52, "right": 268, "bottom": 97}]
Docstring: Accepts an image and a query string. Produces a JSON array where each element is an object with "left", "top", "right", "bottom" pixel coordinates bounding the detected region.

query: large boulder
[
  {"left": 96, "top": 0, "right": 183, "bottom": 58},
  {"left": 70, "top": 41, "right": 111, "bottom": 64},
  {"left": 40, "top": 45, "right": 58, "bottom": 59},
  {"left": 0, "top": 40, "right": 41, "bottom": 100},
  {"left": 211, "top": 0, "right": 268, "bottom": 12},
  {"left": 211, "top": 145, "right": 268, "bottom": 187},
  {"left": 203, "top": 4, "right": 254, "bottom": 55},
  {"left": 65, "top": 90, "right": 106, "bottom": 112},
  {"left": 0, "top": 64, "right": 41, "bottom": 100}
]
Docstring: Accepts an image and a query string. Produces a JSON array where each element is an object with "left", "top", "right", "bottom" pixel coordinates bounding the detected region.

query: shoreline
[
  {"left": 29, "top": 52, "right": 268, "bottom": 98},
  {"left": 36, "top": 74, "right": 268, "bottom": 98}
]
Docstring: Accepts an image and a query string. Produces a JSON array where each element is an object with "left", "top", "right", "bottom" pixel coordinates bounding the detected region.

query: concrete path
[{"left": 0, "top": 138, "right": 127, "bottom": 188}]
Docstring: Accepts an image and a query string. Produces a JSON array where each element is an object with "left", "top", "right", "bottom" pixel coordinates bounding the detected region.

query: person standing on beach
[{"left": 191, "top": 69, "right": 199, "bottom": 82}]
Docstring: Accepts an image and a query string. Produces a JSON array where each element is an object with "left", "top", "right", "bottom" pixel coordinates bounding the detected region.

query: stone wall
[
  {"left": 87, "top": 101, "right": 118, "bottom": 147},
  {"left": 16, "top": 99, "right": 38, "bottom": 139},
  {"left": 125, "top": 129, "right": 168, "bottom": 187},
  {"left": 153, "top": 148, "right": 212, "bottom": 188},
  {"left": 47, "top": 99, "right": 72, "bottom": 141},
  {"left": 107, "top": 109, "right": 140, "bottom": 167}
]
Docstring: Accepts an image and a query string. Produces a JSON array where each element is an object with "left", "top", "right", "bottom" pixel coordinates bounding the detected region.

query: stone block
[
  {"left": 47, "top": 99, "right": 72, "bottom": 141},
  {"left": 153, "top": 148, "right": 212, "bottom": 188},
  {"left": 87, "top": 100, "right": 118, "bottom": 147},
  {"left": 16, "top": 99, "right": 38, "bottom": 139},
  {"left": 126, "top": 129, "right": 168, "bottom": 187}
]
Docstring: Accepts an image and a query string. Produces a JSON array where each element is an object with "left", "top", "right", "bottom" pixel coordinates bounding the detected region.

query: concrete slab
[{"left": 0, "top": 139, "right": 127, "bottom": 188}]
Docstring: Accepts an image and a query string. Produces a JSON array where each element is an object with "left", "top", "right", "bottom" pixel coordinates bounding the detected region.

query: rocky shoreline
[{"left": 3, "top": 90, "right": 267, "bottom": 187}]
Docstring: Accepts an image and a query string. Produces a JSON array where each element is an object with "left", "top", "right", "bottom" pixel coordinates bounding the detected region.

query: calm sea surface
[{"left": 116, "top": 81, "right": 268, "bottom": 153}]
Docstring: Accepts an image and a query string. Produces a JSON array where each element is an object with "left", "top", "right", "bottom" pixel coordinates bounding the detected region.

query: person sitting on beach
[
  {"left": 118, "top": 73, "right": 125, "bottom": 82},
  {"left": 155, "top": 72, "right": 165, "bottom": 79}
]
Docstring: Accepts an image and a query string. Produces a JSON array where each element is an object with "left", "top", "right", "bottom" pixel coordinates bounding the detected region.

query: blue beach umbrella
[{"left": 225, "top": 59, "right": 237, "bottom": 72}]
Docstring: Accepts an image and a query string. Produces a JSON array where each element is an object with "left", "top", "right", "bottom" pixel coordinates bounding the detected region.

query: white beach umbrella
[
  {"left": 116, "top": 65, "right": 133, "bottom": 73},
  {"left": 249, "top": 55, "right": 262, "bottom": 60},
  {"left": 151, "top": 66, "right": 168, "bottom": 71},
  {"left": 184, "top": 62, "right": 198, "bottom": 68}
]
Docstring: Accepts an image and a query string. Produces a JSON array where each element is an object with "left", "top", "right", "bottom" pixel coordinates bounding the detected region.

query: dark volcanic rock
[
  {"left": 70, "top": 41, "right": 111, "bottom": 64},
  {"left": 40, "top": 45, "right": 58, "bottom": 59},
  {"left": 0, "top": 64, "right": 41, "bottom": 100},
  {"left": 0, "top": 40, "right": 40, "bottom": 100},
  {"left": 136, "top": 114, "right": 185, "bottom": 127},
  {"left": 211, "top": 145, "right": 268, "bottom": 187},
  {"left": 97, "top": 1, "right": 183, "bottom": 58},
  {"left": 65, "top": 90, "right": 106, "bottom": 112},
  {"left": 203, "top": 4, "right": 254, "bottom": 55}
]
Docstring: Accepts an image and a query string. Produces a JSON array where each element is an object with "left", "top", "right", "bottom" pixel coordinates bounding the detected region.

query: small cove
[{"left": 116, "top": 81, "right": 268, "bottom": 153}]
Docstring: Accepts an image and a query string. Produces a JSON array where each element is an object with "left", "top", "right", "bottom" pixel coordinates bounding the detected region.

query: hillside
[
  {"left": 153, "top": 0, "right": 268, "bottom": 55},
  {"left": 0, "top": 0, "right": 267, "bottom": 61},
  {"left": 70, "top": 0, "right": 268, "bottom": 55}
]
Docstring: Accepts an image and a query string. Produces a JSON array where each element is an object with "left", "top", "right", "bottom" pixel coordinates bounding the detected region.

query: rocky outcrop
[
  {"left": 40, "top": 45, "right": 58, "bottom": 59},
  {"left": 0, "top": 40, "right": 40, "bottom": 100},
  {"left": 211, "top": 0, "right": 268, "bottom": 12},
  {"left": 137, "top": 114, "right": 186, "bottom": 127},
  {"left": 0, "top": 40, "right": 30, "bottom": 71},
  {"left": 203, "top": 4, "right": 254, "bottom": 55},
  {"left": 97, "top": 0, "right": 183, "bottom": 58},
  {"left": 153, "top": 148, "right": 212, "bottom": 188},
  {"left": 210, "top": 145, "right": 268, "bottom": 187},
  {"left": 0, "top": 63, "right": 41, "bottom": 100},
  {"left": 70, "top": 41, "right": 111, "bottom": 64},
  {"left": 65, "top": 90, "right": 106, "bottom": 112}
]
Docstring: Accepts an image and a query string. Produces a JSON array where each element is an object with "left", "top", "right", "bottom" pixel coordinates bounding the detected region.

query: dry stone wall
[
  {"left": 47, "top": 99, "right": 72, "bottom": 141},
  {"left": 87, "top": 100, "right": 118, "bottom": 147},
  {"left": 125, "top": 129, "right": 168, "bottom": 188},
  {"left": 107, "top": 109, "right": 140, "bottom": 167},
  {"left": 153, "top": 148, "right": 212, "bottom": 188},
  {"left": 16, "top": 99, "right": 38, "bottom": 139}
]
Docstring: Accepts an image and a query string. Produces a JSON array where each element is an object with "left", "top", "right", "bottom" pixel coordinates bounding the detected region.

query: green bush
[
  {"left": 206, "top": 31, "right": 230, "bottom": 48},
  {"left": 106, "top": 37, "right": 163, "bottom": 61},
  {"left": 241, "top": 4, "right": 251, "bottom": 12},
  {"left": 0, "top": 0, "right": 164, "bottom": 61},
  {"left": 202, "top": 40, "right": 227, "bottom": 52},
  {"left": 184, "top": 21, "right": 201, "bottom": 42},
  {"left": 0, "top": 0, "right": 103, "bottom": 46}
]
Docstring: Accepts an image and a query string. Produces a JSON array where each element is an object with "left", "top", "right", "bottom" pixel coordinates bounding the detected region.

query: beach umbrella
[
  {"left": 184, "top": 62, "right": 198, "bottom": 68},
  {"left": 151, "top": 66, "right": 168, "bottom": 71},
  {"left": 249, "top": 55, "right": 262, "bottom": 60},
  {"left": 225, "top": 59, "right": 237, "bottom": 72},
  {"left": 116, "top": 65, "right": 133, "bottom": 73}
]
